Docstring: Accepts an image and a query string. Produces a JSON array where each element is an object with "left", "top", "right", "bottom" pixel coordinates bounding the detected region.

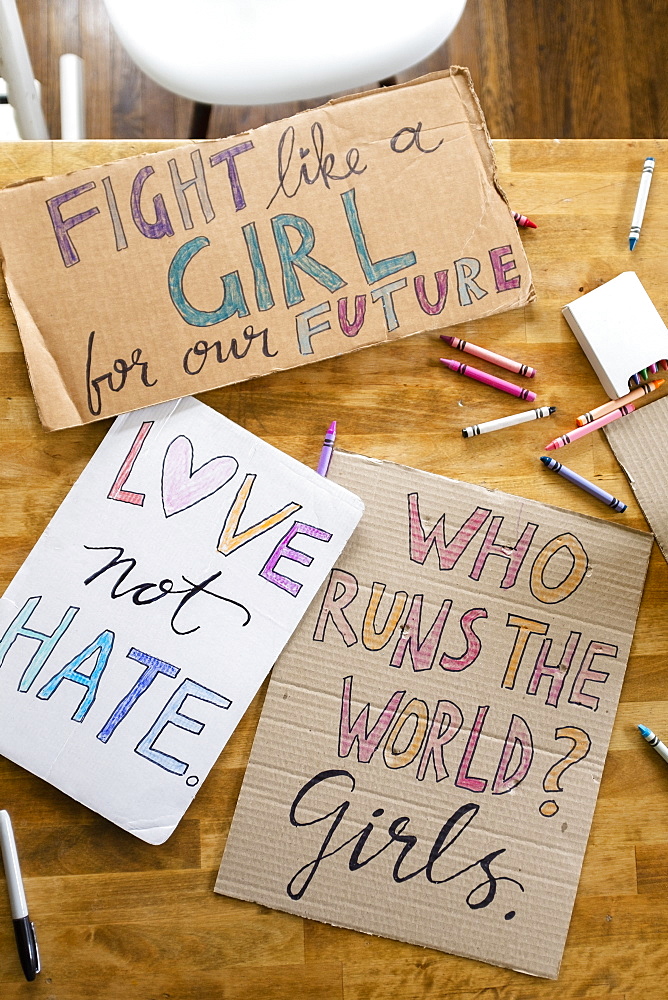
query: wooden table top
[{"left": 0, "top": 139, "right": 667, "bottom": 999}]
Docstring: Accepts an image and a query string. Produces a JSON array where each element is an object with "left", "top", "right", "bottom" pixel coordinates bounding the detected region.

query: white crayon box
[{"left": 562, "top": 271, "right": 668, "bottom": 399}]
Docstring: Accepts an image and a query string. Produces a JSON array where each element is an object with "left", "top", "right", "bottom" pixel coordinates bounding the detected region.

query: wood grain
[
  {"left": 13, "top": 0, "right": 668, "bottom": 140},
  {"left": 1, "top": 137, "right": 668, "bottom": 997}
]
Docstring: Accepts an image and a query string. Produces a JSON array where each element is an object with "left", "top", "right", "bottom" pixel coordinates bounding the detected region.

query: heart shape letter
[{"left": 162, "top": 435, "right": 238, "bottom": 517}]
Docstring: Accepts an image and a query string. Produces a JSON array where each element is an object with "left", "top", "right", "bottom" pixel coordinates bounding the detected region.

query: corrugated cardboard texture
[
  {"left": 216, "top": 451, "right": 652, "bottom": 979},
  {"left": 0, "top": 68, "right": 533, "bottom": 431},
  {"left": 605, "top": 394, "right": 668, "bottom": 560}
]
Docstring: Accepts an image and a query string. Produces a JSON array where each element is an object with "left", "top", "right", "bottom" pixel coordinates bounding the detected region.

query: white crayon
[
  {"left": 462, "top": 406, "right": 556, "bottom": 439},
  {"left": 629, "top": 156, "right": 655, "bottom": 250}
]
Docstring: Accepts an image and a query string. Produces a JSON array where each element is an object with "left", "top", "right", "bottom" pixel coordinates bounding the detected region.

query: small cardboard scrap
[
  {"left": 216, "top": 451, "right": 651, "bottom": 979},
  {"left": 0, "top": 398, "right": 363, "bottom": 844},
  {"left": 605, "top": 393, "right": 668, "bottom": 560},
  {"left": 0, "top": 68, "right": 533, "bottom": 431}
]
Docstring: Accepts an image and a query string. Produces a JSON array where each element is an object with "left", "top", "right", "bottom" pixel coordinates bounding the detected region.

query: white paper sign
[{"left": 0, "top": 398, "right": 363, "bottom": 843}]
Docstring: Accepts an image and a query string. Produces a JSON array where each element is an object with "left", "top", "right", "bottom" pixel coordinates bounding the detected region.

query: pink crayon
[
  {"left": 440, "top": 335, "right": 536, "bottom": 378},
  {"left": 545, "top": 404, "right": 634, "bottom": 451},
  {"left": 439, "top": 358, "right": 537, "bottom": 401},
  {"left": 513, "top": 211, "right": 537, "bottom": 229},
  {"left": 576, "top": 379, "right": 663, "bottom": 425}
]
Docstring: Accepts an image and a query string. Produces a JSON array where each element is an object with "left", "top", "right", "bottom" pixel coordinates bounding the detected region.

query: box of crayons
[{"left": 564, "top": 271, "right": 668, "bottom": 563}]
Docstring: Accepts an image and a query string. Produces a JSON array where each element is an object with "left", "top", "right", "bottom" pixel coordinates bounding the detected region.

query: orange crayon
[{"left": 576, "top": 379, "right": 663, "bottom": 426}]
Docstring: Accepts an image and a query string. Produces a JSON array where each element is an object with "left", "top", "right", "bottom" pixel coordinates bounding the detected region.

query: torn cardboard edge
[
  {"left": 605, "top": 393, "right": 668, "bottom": 561},
  {"left": 0, "top": 69, "right": 495, "bottom": 197},
  {"left": 2, "top": 268, "right": 82, "bottom": 430},
  {"left": 336, "top": 448, "right": 653, "bottom": 548},
  {"left": 215, "top": 449, "right": 652, "bottom": 980},
  {"left": 0, "top": 68, "right": 534, "bottom": 431}
]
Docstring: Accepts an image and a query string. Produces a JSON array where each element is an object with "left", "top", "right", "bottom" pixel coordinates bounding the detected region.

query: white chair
[
  {"left": 0, "top": 0, "right": 48, "bottom": 138},
  {"left": 102, "top": 0, "right": 467, "bottom": 137},
  {"left": 59, "top": 54, "right": 86, "bottom": 141},
  {"left": 0, "top": 0, "right": 85, "bottom": 139}
]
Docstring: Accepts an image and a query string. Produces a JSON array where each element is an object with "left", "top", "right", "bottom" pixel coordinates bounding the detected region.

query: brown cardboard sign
[
  {"left": 216, "top": 451, "right": 651, "bottom": 979},
  {"left": 0, "top": 69, "right": 533, "bottom": 431}
]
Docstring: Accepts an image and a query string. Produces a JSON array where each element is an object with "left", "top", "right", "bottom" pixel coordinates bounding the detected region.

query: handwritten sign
[
  {"left": 0, "top": 399, "right": 363, "bottom": 843},
  {"left": 0, "top": 69, "right": 533, "bottom": 430},
  {"left": 216, "top": 451, "right": 651, "bottom": 979}
]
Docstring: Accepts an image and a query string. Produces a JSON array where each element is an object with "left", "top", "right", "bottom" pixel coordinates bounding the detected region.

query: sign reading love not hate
[
  {"left": 0, "top": 68, "right": 533, "bottom": 430},
  {"left": 217, "top": 451, "right": 652, "bottom": 979},
  {"left": 0, "top": 398, "right": 363, "bottom": 844}
]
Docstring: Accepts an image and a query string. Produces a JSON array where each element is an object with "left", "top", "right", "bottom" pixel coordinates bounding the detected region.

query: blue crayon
[{"left": 540, "top": 456, "right": 626, "bottom": 512}]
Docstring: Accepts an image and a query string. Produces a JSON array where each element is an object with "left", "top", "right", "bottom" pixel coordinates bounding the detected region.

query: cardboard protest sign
[
  {"left": 216, "top": 451, "right": 651, "bottom": 979},
  {"left": 0, "top": 399, "right": 363, "bottom": 844},
  {"left": 0, "top": 68, "right": 533, "bottom": 431}
]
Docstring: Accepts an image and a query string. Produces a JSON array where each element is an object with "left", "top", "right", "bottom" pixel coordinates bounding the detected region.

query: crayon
[
  {"left": 540, "top": 456, "right": 627, "bottom": 512},
  {"left": 629, "top": 156, "right": 655, "bottom": 250},
  {"left": 512, "top": 211, "right": 537, "bottom": 229},
  {"left": 440, "top": 336, "right": 536, "bottom": 378},
  {"left": 545, "top": 405, "right": 634, "bottom": 450},
  {"left": 637, "top": 724, "right": 668, "bottom": 765},
  {"left": 632, "top": 363, "right": 666, "bottom": 383},
  {"left": 439, "top": 359, "right": 537, "bottom": 401},
  {"left": 576, "top": 379, "right": 663, "bottom": 425},
  {"left": 462, "top": 406, "right": 555, "bottom": 438},
  {"left": 316, "top": 420, "right": 336, "bottom": 477}
]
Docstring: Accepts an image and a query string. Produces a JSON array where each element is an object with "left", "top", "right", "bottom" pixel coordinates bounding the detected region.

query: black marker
[{"left": 0, "top": 810, "right": 40, "bottom": 981}]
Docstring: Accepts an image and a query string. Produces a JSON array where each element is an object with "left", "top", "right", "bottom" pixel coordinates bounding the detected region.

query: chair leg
[{"left": 190, "top": 102, "right": 212, "bottom": 139}]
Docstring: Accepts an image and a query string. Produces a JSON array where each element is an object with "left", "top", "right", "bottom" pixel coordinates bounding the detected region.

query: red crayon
[
  {"left": 513, "top": 211, "right": 537, "bottom": 229},
  {"left": 439, "top": 358, "right": 537, "bottom": 401}
]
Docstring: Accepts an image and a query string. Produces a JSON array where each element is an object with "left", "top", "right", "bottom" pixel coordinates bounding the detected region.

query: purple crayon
[
  {"left": 540, "top": 456, "right": 626, "bottom": 512},
  {"left": 439, "top": 358, "right": 537, "bottom": 401},
  {"left": 316, "top": 420, "right": 336, "bottom": 476}
]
